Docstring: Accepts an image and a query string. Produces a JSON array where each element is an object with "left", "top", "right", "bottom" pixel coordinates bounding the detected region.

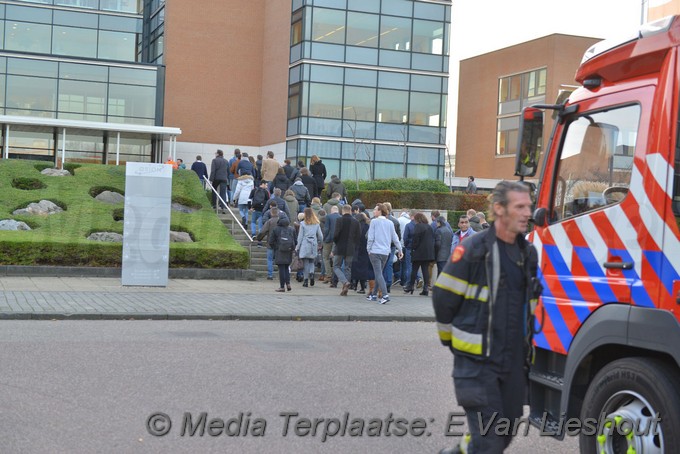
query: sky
[{"left": 446, "top": 0, "right": 645, "bottom": 162}]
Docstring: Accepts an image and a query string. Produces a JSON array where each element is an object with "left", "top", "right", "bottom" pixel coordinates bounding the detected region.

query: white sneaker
[
  {"left": 366, "top": 294, "right": 377, "bottom": 302},
  {"left": 379, "top": 295, "right": 390, "bottom": 304}
]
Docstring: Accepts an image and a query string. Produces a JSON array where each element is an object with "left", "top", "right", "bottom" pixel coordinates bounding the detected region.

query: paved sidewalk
[{"left": 0, "top": 277, "right": 435, "bottom": 321}]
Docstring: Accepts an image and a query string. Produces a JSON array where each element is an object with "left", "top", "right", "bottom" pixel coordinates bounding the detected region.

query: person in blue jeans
[{"left": 255, "top": 207, "right": 281, "bottom": 280}]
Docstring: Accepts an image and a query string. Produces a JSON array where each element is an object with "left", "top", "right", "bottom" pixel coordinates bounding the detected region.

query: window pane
[
  {"left": 55, "top": 0, "right": 99, "bottom": 9},
  {"left": 315, "top": 0, "right": 347, "bottom": 8},
  {"left": 311, "top": 42, "right": 345, "bottom": 62},
  {"left": 98, "top": 30, "right": 137, "bottom": 61},
  {"left": 53, "top": 10, "right": 98, "bottom": 28},
  {"left": 345, "top": 68, "right": 376, "bottom": 86},
  {"left": 100, "top": 0, "right": 142, "bottom": 13},
  {"left": 311, "top": 8, "right": 346, "bottom": 45},
  {"left": 8, "top": 128, "right": 54, "bottom": 157},
  {"left": 347, "top": 0, "right": 379, "bottom": 13},
  {"left": 411, "top": 74, "right": 441, "bottom": 93},
  {"left": 53, "top": 26, "right": 98, "bottom": 58},
  {"left": 309, "top": 82, "right": 342, "bottom": 119},
  {"left": 5, "top": 22, "right": 51, "bottom": 54},
  {"left": 406, "top": 162, "right": 439, "bottom": 179},
  {"left": 412, "top": 53, "right": 442, "bottom": 71},
  {"left": 409, "top": 125, "right": 440, "bottom": 143},
  {"left": 379, "top": 49, "right": 410, "bottom": 69},
  {"left": 378, "top": 71, "right": 409, "bottom": 90},
  {"left": 414, "top": 2, "right": 445, "bottom": 21},
  {"left": 343, "top": 86, "right": 375, "bottom": 122},
  {"left": 310, "top": 64, "right": 344, "bottom": 83},
  {"left": 408, "top": 147, "right": 439, "bottom": 164},
  {"left": 109, "top": 67, "right": 157, "bottom": 86},
  {"left": 58, "top": 80, "right": 107, "bottom": 114},
  {"left": 496, "top": 116, "right": 519, "bottom": 155},
  {"left": 60, "top": 62, "right": 109, "bottom": 82},
  {"left": 308, "top": 117, "right": 342, "bottom": 136},
  {"left": 108, "top": 84, "right": 155, "bottom": 119},
  {"left": 346, "top": 12, "right": 378, "bottom": 47},
  {"left": 375, "top": 162, "right": 403, "bottom": 179},
  {"left": 7, "top": 75, "right": 57, "bottom": 113},
  {"left": 379, "top": 15, "right": 411, "bottom": 51},
  {"left": 377, "top": 89, "right": 408, "bottom": 123},
  {"left": 0, "top": 75, "right": 5, "bottom": 108},
  {"left": 341, "top": 150, "right": 374, "bottom": 180},
  {"left": 6, "top": 5, "right": 52, "bottom": 23},
  {"left": 100, "top": 15, "right": 142, "bottom": 33},
  {"left": 376, "top": 122, "right": 407, "bottom": 141},
  {"left": 8, "top": 58, "right": 58, "bottom": 77},
  {"left": 412, "top": 20, "right": 443, "bottom": 55},
  {"left": 552, "top": 105, "right": 638, "bottom": 221},
  {"left": 381, "top": 0, "right": 412, "bottom": 17},
  {"left": 409, "top": 92, "right": 440, "bottom": 126},
  {"left": 374, "top": 144, "right": 403, "bottom": 163},
  {"left": 291, "top": 11, "right": 303, "bottom": 46},
  {"left": 288, "top": 83, "right": 301, "bottom": 119},
  {"left": 346, "top": 46, "right": 377, "bottom": 65},
  {"left": 309, "top": 139, "right": 341, "bottom": 159},
  {"left": 342, "top": 120, "right": 374, "bottom": 139}
]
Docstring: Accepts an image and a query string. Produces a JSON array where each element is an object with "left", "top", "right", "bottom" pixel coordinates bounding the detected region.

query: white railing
[{"left": 204, "top": 176, "right": 253, "bottom": 242}]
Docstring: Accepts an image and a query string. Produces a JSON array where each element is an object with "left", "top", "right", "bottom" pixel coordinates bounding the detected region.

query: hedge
[{"left": 346, "top": 190, "right": 488, "bottom": 213}]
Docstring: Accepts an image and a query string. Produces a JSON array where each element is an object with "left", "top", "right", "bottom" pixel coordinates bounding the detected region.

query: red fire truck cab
[{"left": 516, "top": 15, "right": 680, "bottom": 454}]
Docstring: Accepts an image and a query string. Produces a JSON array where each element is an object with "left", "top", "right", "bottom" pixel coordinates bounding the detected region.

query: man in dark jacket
[
  {"left": 322, "top": 205, "right": 341, "bottom": 285},
  {"left": 209, "top": 149, "right": 229, "bottom": 209},
  {"left": 191, "top": 155, "right": 208, "bottom": 188},
  {"left": 333, "top": 204, "right": 361, "bottom": 296},
  {"left": 268, "top": 216, "right": 297, "bottom": 292},
  {"left": 262, "top": 193, "right": 290, "bottom": 224},
  {"left": 433, "top": 181, "right": 538, "bottom": 454}
]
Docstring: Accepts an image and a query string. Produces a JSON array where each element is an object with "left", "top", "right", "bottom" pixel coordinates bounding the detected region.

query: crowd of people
[{"left": 186, "top": 149, "right": 490, "bottom": 303}]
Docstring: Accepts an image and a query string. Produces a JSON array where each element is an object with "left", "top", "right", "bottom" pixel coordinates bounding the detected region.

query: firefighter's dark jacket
[{"left": 432, "top": 225, "right": 538, "bottom": 358}]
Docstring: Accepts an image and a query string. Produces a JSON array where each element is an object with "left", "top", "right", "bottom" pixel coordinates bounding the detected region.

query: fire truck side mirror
[
  {"left": 532, "top": 207, "right": 547, "bottom": 227},
  {"left": 515, "top": 107, "right": 544, "bottom": 178}
]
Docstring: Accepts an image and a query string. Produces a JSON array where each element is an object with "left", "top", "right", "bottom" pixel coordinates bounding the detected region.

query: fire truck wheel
[{"left": 579, "top": 357, "right": 680, "bottom": 454}]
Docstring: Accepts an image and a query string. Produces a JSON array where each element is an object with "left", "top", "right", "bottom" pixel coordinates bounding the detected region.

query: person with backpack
[
  {"left": 290, "top": 178, "right": 311, "bottom": 212},
  {"left": 296, "top": 207, "right": 323, "bottom": 287},
  {"left": 268, "top": 216, "right": 297, "bottom": 292},
  {"left": 248, "top": 180, "right": 270, "bottom": 237}
]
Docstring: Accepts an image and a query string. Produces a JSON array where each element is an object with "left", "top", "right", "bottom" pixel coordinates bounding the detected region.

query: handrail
[{"left": 204, "top": 176, "right": 253, "bottom": 242}]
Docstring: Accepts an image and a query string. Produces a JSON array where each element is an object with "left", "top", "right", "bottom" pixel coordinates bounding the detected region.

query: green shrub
[
  {"left": 12, "top": 177, "right": 46, "bottom": 190},
  {"left": 89, "top": 185, "right": 124, "bottom": 197},
  {"left": 346, "top": 178, "right": 450, "bottom": 193},
  {"left": 347, "top": 190, "right": 488, "bottom": 212}
]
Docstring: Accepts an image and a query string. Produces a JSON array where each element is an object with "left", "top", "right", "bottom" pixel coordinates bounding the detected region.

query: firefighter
[{"left": 433, "top": 180, "right": 539, "bottom": 454}]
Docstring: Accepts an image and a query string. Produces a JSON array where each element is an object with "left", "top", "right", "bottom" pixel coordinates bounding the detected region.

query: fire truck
[{"left": 516, "top": 16, "right": 680, "bottom": 454}]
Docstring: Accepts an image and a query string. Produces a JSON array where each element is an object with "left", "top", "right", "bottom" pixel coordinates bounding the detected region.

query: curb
[
  {"left": 0, "top": 265, "right": 257, "bottom": 280},
  {"left": 0, "top": 312, "right": 435, "bottom": 322}
]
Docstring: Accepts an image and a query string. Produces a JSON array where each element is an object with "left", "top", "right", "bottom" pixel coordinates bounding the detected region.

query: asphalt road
[{"left": 0, "top": 320, "right": 578, "bottom": 453}]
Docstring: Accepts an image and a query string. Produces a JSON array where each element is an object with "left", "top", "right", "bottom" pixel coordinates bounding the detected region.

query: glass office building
[
  {"left": 0, "top": 0, "right": 176, "bottom": 164},
  {"left": 287, "top": 0, "right": 450, "bottom": 180}
]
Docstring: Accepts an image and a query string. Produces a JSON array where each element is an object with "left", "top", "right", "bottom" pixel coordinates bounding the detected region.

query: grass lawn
[{"left": 0, "top": 159, "right": 248, "bottom": 269}]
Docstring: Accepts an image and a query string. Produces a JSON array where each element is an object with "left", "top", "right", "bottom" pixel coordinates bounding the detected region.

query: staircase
[{"left": 218, "top": 209, "right": 269, "bottom": 278}]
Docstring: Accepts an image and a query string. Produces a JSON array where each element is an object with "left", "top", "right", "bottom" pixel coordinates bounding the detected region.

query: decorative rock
[
  {"left": 41, "top": 168, "right": 71, "bottom": 177},
  {"left": 171, "top": 202, "right": 197, "bottom": 213},
  {"left": 0, "top": 219, "right": 31, "bottom": 231},
  {"left": 87, "top": 232, "right": 123, "bottom": 242},
  {"left": 170, "top": 231, "right": 193, "bottom": 242},
  {"left": 95, "top": 191, "right": 125, "bottom": 204},
  {"left": 13, "top": 200, "right": 63, "bottom": 216}
]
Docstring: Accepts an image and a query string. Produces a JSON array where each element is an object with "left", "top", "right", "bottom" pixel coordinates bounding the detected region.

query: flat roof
[{"left": 0, "top": 115, "right": 181, "bottom": 137}]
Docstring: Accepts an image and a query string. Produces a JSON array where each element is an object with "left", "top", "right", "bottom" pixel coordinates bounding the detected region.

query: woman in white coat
[{"left": 233, "top": 174, "right": 254, "bottom": 226}]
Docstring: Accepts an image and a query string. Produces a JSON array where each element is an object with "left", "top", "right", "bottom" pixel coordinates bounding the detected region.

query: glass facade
[
  {"left": 496, "top": 67, "right": 546, "bottom": 156},
  {"left": 0, "top": 55, "right": 160, "bottom": 125},
  {"left": 0, "top": 0, "right": 167, "bottom": 164},
  {"left": 287, "top": 0, "right": 450, "bottom": 181}
]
